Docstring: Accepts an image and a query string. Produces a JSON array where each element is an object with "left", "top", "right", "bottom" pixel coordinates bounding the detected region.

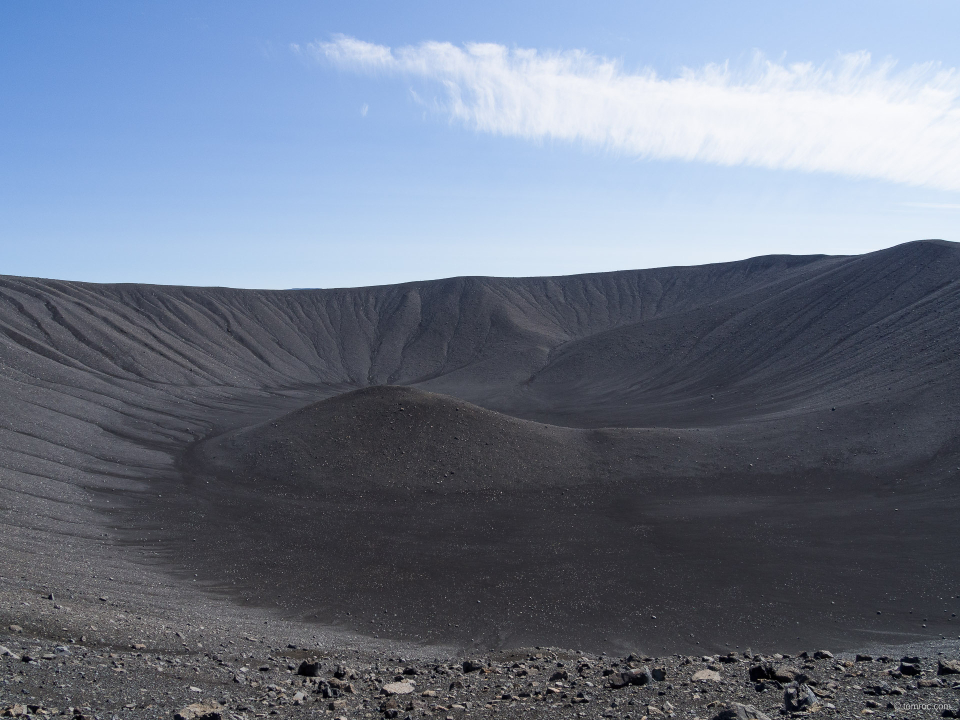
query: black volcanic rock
[
  {"left": 749, "top": 663, "right": 775, "bottom": 681},
  {"left": 296, "top": 660, "right": 321, "bottom": 677}
]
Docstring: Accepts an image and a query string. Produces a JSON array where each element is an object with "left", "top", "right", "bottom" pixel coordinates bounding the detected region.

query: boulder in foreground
[
  {"left": 938, "top": 658, "right": 960, "bottom": 675},
  {"left": 173, "top": 703, "right": 222, "bottom": 720},
  {"left": 711, "top": 703, "right": 771, "bottom": 720},
  {"left": 381, "top": 681, "right": 415, "bottom": 696}
]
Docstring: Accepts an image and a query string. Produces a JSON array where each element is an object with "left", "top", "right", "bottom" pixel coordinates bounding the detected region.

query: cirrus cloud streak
[{"left": 305, "top": 36, "right": 960, "bottom": 192}]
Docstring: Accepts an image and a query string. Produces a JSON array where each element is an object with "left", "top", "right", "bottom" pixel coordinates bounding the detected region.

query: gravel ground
[{"left": 2, "top": 578, "right": 959, "bottom": 720}]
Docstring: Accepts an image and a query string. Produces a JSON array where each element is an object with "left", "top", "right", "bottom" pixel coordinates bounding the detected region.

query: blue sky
[{"left": 2, "top": 1, "right": 959, "bottom": 288}]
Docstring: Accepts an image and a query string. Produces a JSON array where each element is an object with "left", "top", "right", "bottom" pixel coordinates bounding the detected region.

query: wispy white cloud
[{"left": 306, "top": 35, "right": 960, "bottom": 192}]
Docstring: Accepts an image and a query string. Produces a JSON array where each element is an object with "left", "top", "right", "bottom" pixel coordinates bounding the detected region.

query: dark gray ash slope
[{"left": 1, "top": 240, "right": 959, "bottom": 656}]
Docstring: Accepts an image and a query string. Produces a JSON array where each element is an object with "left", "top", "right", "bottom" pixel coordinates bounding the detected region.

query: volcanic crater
[{"left": 1, "top": 240, "right": 960, "bottom": 657}]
